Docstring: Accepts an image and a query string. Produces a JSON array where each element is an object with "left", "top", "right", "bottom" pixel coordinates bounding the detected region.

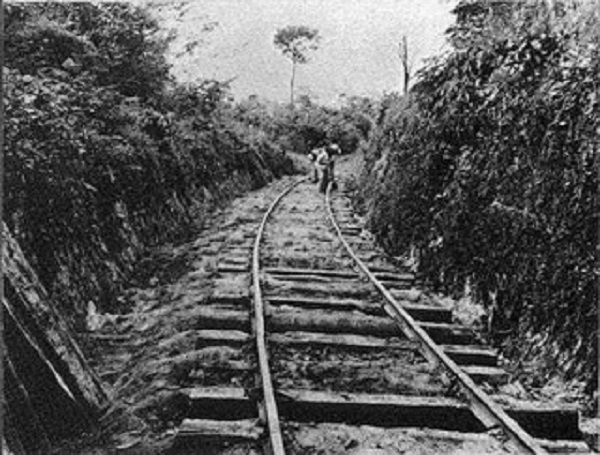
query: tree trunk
[
  {"left": 290, "top": 60, "right": 296, "bottom": 107},
  {"left": 399, "top": 35, "right": 410, "bottom": 95},
  {"left": 2, "top": 223, "right": 108, "bottom": 451}
]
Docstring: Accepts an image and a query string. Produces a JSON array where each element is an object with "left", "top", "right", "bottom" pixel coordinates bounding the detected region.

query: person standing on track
[
  {"left": 316, "top": 143, "right": 342, "bottom": 193},
  {"left": 315, "top": 146, "right": 331, "bottom": 193},
  {"left": 309, "top": 142, "right": 342, "bottom": 193},
  {"left": 326, "top": 143, "right": 341, "bottom": 189},
  {"left": 307, "top": 146, "right": 322, "bottom": 183}
]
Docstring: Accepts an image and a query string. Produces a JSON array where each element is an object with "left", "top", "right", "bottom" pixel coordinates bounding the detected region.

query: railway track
[{"left": 170, "top": 170, "right": 589, "bottom": 454}]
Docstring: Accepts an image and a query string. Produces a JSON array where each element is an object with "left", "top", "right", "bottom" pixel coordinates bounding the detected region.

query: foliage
[
  {"left": 360, "top": 0, "right": 598, "bottom": 390},
  {"left": 271, "top": 95, "right": 377, "bottom": 155},
  {"left": 5, "top": 3, "right": 172, "bottom": 100},
  {"left": 273, "top": 25, "right": 321, "bottom": 64},
  {"left": 274, "top": 25, "right": 321, "bottom": 105},
  {"left": 4, "top": 3, "right": 293, "bottom": 324}
]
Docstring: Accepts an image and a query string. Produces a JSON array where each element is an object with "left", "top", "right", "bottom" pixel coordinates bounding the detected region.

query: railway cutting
[{"left": 163, "top": 157, "right": 589, "bottom": 455}]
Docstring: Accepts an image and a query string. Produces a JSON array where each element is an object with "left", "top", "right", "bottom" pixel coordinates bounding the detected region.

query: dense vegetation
[
  {"left": 4, "top": 3, "right": 293, "bottom": 326},
  {"left": 7, "top": 0, "right": 595, "bottom": 405},
  {"left": 273, "top": 95, "right": 376, "bottom": 155},
  {"left": 360, "top": 0, "right": 598, "bottom": 393}
]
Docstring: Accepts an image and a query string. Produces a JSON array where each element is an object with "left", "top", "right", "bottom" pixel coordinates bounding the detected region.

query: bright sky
[{"left": 147, "top": 0, "right": 457, "bottom": 104}]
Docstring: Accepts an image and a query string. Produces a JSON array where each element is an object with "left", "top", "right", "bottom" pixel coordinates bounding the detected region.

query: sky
[{"left": 146, "top": 0, "right": 458, "bottom": 105}]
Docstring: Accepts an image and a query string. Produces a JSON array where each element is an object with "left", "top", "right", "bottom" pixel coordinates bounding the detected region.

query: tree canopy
[
  {"left": 274, "top": 25, "right": 320, "bottom": 64},
  {"left": 274, "top": 25, "right": 321, "bottom": 105}
]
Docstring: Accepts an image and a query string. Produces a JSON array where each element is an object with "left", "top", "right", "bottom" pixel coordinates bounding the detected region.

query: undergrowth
[
  {"left": 4, "top": 3, "right": 293, "bottom": 326},
  {"left": 359, "top": 0, "right": 598, "bottom": 394}
]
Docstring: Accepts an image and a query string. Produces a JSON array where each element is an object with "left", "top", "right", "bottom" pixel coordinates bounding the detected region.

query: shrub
[
  {"left": 360, "top": 0, "right": 598, "bottom": 390},
  {"left": 4, "top": 3, "right": 293, "bottom": 325}
]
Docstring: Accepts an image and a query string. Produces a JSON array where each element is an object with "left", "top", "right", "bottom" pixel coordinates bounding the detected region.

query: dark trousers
[{"left": 319, "top": 166, "right": 330, "bottom": 193}]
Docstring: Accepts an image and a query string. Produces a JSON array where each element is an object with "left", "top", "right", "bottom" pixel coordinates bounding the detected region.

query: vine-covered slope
[
  {"left": 359, "top": 1, "right": 598, "bottom": 394},
  {"left": 4, "top": 3, "right": 293, "bottom": 326}
]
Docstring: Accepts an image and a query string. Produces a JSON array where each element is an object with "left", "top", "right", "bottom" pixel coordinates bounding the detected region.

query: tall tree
[
  {"left": 397, "top": 35, "right": 413, "bottom": 95},
  {"left": 274, "top": 25, "right": 320, "bottom": 106}
]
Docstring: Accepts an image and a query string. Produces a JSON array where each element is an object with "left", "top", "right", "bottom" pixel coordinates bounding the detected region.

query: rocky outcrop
[{"left": 3, "top": 224, "right": 108, "bottom": 453}]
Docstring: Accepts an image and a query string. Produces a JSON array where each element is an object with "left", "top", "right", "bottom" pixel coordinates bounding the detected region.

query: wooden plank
[
  {"left": 536, "top": 438, "right": 590, "bottom": 453},
  {"left": 192, "top": 307, "right": 250, "bottom": 331},
  {"left": 184, "top": 387, "right": 255, "bottom": 420},
  {"left": 268, "top": 310, "right": 476, "bottom": 344},
  {"left": 217, "top": 264, "right": 249, "bottom": 273},
  {"left": 183, "top": 387, "right": 584, "bottom": 444},
  {"left": 177, "top": 418, "right": 262, "bottom": 441},
  {"left": 187, "top": 387, "right": 248, "bottom": 400},
  {"left": 360, "top": 264, "right": 398, "bottom": 273},
  {"left": 374, "top": 271, "right": 415, "bottom": 282},
  {"left": 375, "top": 280, "right": 413, "bottom": 290},
  {"left": 219, "top": 257, "right": 249, "bottom": 265},
  {"left": 418, "top": 321, "right": 478, "bottom": 345},
  {"left": 277, "top": 389, "right": 485, "bottom": 432},
  {"left": 268, "top": 311, "right": 402, "bottom": 337},
  {"left": 266, "top": 274, "right": 350, "bottom": 283},
  {"left": 264, "top": 267, "right": 358, "bottom": 279},
  {"left": 494, "top": 397, "right": 582, "bottom": 441},
  {"left": 211, "top": 288, "right": 250, "bottom": 305},
  {"left": 195, "top": 329, "right": 250, "bottom": 345},
  {"left": 271, "top": 332, "right": 497, "bottom": 366},
  {"left": 396, "top": 303, "right": 452, "bottom": 323},
  {"left": 388, "top": 289, "right": 423, "bottom": 302},
  {"left": 269, "top": 331, "right": 418, "bottom": 350},
  {"left": 192, "top": 360, "right": 252, "bottom": 372},
  {"left": 461, "top": 366, "right": 509, "bottom": 385},
  {"left": 442, "top": 345, "right": 498, "bottom": 366},
  {"left": 265, "top": 279, "right": 372, "bottom": 299},
  {"left": 268, "top": 296, "right": 452, "bottom": 323},
  {"left": 267, "top": 296, "right": 382, "bottom": 315},
  {"left": 278, "top": 389, "right": 464, "bottom": 408}
]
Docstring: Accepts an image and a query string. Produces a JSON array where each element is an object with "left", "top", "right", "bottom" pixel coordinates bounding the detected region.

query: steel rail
[
  {"left": 325, "top": 183, "right": 547, "bottom": 455},
  {"left": 252, "top": 177, "right": 307, "bottom": 455}
]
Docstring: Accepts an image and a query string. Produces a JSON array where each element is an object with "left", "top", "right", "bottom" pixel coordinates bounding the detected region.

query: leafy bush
[
  {"left": 4, "top": 3, "right": 293, "bottom": 325},
  {"left": 360, "top": 0, "right": 598, "bottom": 390},
  {"left": 271, "top": 95, "right": 377, "bottom": 155}
]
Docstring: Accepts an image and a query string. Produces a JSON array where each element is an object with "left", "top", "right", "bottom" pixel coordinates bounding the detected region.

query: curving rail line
[
  {"left": 324, "top": 183, "right": 547, "bottom": 455},
  {"left": 172, "top": 175, "right": 585, "bottom": 453},
  {"left": 251, "top": 178, "right": 307, "bottom": 455},
  {"left": 248, "top": 177, "right": 556, "bottom": 454}
]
